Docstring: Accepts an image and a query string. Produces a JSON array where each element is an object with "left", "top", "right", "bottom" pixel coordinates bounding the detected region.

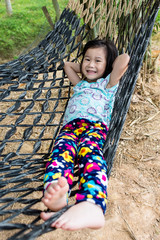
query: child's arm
[
  {"left": 64, "top": 62, "right": 81, "bottom": 86},
  {"left": 106, "top": 53, "right": 130, "bottom": 88}
]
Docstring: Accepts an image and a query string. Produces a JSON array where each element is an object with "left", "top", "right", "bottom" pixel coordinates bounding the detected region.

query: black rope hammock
[{"left": 0, "top": 1, "right": 159, "bottom": 239}]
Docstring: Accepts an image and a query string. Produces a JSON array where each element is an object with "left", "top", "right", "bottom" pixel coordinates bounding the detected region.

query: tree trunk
[
  {"left": 42, "top": 6, "right": 54, "bottom": 29},
  {"left": 5, "top": 0, "right": 13, "bottom": 16},
  {"left": 52, "top": 0, "right": 60, "bottom": 21}
]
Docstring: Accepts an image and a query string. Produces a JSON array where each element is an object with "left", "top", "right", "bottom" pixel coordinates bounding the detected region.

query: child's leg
[
  {"left": 41, "top": 125, "right": 78, "bottom": 211},
  {"left": 76, "top": 122, "right": 108, "bottom": 214}
]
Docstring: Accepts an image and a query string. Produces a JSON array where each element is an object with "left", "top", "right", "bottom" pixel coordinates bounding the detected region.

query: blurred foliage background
[{"left": 0, "top": 0, "right": 159, "bottom": 61}]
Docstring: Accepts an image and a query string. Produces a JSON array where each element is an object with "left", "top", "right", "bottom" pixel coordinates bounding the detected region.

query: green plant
[
  {"left": 0, "top": 0, "right": 68, "bottom": 59},
  {"left": 153, "top": 10, "right": 160, "bottom": 35}
]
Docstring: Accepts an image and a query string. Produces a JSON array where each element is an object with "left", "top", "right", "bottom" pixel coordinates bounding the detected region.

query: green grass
[{"left": 0, "top": 0, "right": 68, "bottom": 59}]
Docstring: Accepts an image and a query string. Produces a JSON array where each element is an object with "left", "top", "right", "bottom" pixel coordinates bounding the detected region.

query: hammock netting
[{"left": 0, "top": 0, "right": 159, "bottom": 239}]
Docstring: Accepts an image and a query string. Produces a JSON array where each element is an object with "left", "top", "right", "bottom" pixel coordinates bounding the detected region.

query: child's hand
[{"left": 64, "top": 62, "right": 81, "bottom": 86}]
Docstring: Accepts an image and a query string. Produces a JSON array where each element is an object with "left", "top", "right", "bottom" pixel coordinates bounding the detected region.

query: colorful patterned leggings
[{"left": 44, "top": 118, "right": 108, "bottom": 214}]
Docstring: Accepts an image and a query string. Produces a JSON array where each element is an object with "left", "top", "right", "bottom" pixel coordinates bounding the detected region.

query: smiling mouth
[{"left": 86, "top": 70, "right": 96, "bottom": 74}]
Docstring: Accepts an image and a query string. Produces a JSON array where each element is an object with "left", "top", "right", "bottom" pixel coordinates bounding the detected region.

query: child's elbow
[
  {"left": 124, "top": 53, "right": 130, "bottom": 65},
  {"left": 64, "top": 62, "right": 71, "bottom": 74},
  {"left": 64, "top": 61, "right": 69, "bottom": 70},
  {"left": 120, "top": 53, "right": 130, "bottom": 70}
]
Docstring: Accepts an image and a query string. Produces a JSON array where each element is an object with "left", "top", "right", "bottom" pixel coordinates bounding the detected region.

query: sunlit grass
[{"left": 0, "top": 0, "right": 68, "bottom": 59}]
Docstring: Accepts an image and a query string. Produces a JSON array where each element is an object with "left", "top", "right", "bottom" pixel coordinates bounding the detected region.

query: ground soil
[{"left": 1, "top": 35, "right": 160, "bottom": 240}]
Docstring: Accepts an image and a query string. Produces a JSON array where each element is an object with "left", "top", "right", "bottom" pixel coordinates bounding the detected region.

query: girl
[{"left": 40, "top": 39, "right": 130, "bottom": 230}]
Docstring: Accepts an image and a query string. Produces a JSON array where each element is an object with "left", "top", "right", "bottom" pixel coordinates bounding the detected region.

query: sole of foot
[
  {"left": 41, "top": 201, "right": 105, "bottom": 231},
  {"left": 41, "top": 176, "right": 69, "bottom": 212}
]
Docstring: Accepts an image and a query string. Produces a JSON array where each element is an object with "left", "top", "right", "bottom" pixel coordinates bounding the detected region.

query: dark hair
[{"left": 80, "top": 38, "right": 118, "bottom": 78}]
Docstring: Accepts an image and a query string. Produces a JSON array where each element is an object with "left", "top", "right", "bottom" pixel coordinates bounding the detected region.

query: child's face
[{"left": 82, "top": 47, "right": 107, "bottom": 82}]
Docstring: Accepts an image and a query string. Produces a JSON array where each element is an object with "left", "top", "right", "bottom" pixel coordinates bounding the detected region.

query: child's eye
[{"left": 96, "top": 59, "right": 101, "bottom": 62}]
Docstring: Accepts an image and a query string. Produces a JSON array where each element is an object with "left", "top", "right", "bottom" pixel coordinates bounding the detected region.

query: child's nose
[{"left": 89, "top": 60, "right": 95, "bottom": 67}]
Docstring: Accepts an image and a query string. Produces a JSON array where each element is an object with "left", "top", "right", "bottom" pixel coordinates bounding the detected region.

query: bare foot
[
  {"left": 41, "top": 201, "right": 105, "bottom": 231},
  {"left": 41, "top": 177, "right": 69, "bottom": 212}
]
